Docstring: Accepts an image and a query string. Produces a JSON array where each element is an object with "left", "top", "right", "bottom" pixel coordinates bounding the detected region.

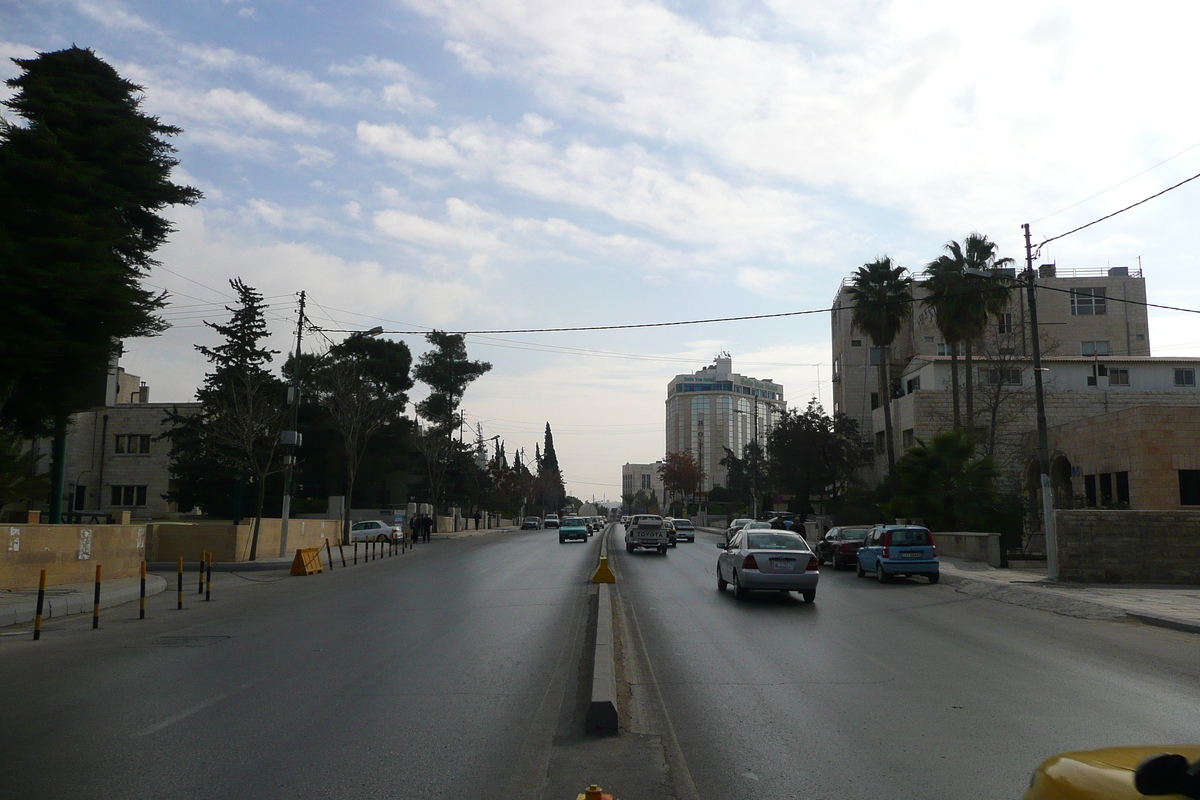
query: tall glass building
[{"left": 665, "top": 354, "right": 785, "bottom": 491}]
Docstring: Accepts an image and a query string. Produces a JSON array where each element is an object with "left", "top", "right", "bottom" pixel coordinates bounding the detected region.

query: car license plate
[
  {"left": 901, "top": 551, "right": 922, "bottom": 558},
  {"left": 770, "top": 558, "right": 795, "bottom": 570}
]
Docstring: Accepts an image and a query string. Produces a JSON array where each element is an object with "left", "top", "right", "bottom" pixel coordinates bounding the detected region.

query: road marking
[{"left": 132, "top": 679, "right": 261, "bottom": 737}]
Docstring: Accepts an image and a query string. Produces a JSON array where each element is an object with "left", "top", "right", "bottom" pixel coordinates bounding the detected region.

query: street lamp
[{"left": 964, "top": 222, "right": 1058, "bottom": 579}]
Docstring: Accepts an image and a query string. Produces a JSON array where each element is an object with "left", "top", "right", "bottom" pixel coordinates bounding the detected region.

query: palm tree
[
  {"left": 925, "top": 234, "right": 1014, "bottom": 431},
  {"left": 846, "top": 257, "right": 913, "bottom": 476}
]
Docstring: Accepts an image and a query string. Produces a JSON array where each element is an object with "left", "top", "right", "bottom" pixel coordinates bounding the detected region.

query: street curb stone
[{"left": 2, "top": 576, "right": 167, "bottom": 627}]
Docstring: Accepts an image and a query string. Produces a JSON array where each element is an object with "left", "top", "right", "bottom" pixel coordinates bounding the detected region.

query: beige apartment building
[
  {"left": 622, "top": 462, "right": 666, "bottom": 506},
  {"left": 831, "top": 264, "right": 1152, "bottom": 485},
  {"left": 664, "top": 355, "right": 785, "bottom": 491},
  {"left": 57, "top": 366, "right": 199, "bottom": 520}
]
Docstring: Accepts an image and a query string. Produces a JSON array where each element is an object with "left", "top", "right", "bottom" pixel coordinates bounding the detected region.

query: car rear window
[
  {"left": 842, "top": 529, "right": 869, "bottom": 541},
  {"left": 888, "top": 528, "right": 931, "bottom": 546},
  {"left": 747, "top": 533, "right": 808, "bottom": 550}
]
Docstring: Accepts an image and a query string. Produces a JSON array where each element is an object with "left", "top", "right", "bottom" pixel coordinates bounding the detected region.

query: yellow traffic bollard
[{"left": 591, "top": 556, "right": 615, "bottom": 584}]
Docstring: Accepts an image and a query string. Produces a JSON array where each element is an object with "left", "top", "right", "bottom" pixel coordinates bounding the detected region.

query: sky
[{"left": 5, "top": 0, "right": 1200, "bottom": 502}]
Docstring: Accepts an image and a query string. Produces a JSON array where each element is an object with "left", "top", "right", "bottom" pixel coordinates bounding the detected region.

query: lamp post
[{"left": 965, "top": 223, "right": 1058, "bottom": 579}]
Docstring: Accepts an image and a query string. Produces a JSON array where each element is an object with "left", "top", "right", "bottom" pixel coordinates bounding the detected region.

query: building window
[
  {"left": 115, "top": 434, "right": 151, "bottom": 454},
  {"left": 1175, "top": 369, "right": 1196, "bottom": 388},
  {"left": 1099, "top": 473, "right": 1113, "bottom": 505},
  {"left": 868, "top": 347, "right": 890, "bottom": 366},
  {"left": 870, "top": 392, "right": 879, "bottom": 410},
  {"left": 997, "top": 313, "right": 1014, "bottom": 334},
  {"left": 1081, "top": 341, "right": 1110, "bottom": 357},
  {"left": 1136, "top": 333, "right": 1146, "bottom": 341},
  {"left": 1071, "top": 287, "right": 1107, "bottom": 315},
  {"left": 924, "top": 336, "right": 934, "bottom": 344},
  {"left": 902, "top": 428, "right": 914, "bottom": 449},
  {"left": 1179, "top": 470, "right": 1200, "bottom": 505},
  {"left": 906, "top": 376, "right": 920, "bottom": 394},
  {"left": 874, "top": 430, "right": 886, "bottom": 454},
  {"left": 983, "top": 368, "right": 1021, "bottom": 386},
  {"left": 1109, "top": 368, "right": 1129, "bottom": 386},
  {"left": 850, "top": 339, "right": 862, "bottom": 347},
  {"left": 1116, "top": 471, "right": 1130, "bottom": 505},
  {"left": 110, "top": 485, "right": 148, "bottom": 507},
  {"left": 1084, "top": 474, "right": 1097, "bottom": 507},
  {"left": 936, "top": 343, "right": 963, "bottom": 357}
]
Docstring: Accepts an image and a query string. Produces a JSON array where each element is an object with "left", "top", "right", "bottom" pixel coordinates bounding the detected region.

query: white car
[{"left": 348, "top": 520, "right": 399, "bottom": 542}]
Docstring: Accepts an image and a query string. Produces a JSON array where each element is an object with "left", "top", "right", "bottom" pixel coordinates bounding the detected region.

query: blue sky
[{"left": 5, "top": 0, "right": 1200, "bottom": 500}]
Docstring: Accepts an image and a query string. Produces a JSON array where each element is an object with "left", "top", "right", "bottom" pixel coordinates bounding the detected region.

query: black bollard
[
  {"left": 139, "top": 560, "right": 146, "bottom": 619},
  {"left": 326, "top": 539, "right": 335, "bottom": 570},
  {"left": 176, "top": 556, "right": 183, "bottom": 610},
  {"left": 206, "top": 553, "right": 212, "bottom": 601},
  {"left": 92, "top": 565, "right": 102, "bottom": 629},
  {"left": 33, "top": 569, "right": 46, "bottom": 641}
]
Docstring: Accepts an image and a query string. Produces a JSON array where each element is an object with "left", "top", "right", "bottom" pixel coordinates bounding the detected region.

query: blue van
[{"left": 856, "top": 525, "right": 939, "bottom": 584}]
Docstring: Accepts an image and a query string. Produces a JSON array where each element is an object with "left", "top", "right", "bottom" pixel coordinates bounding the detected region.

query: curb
[
  {"left": 585, "top": 527, "right": 619, "bottom": 735},
  {"left": 2, "top": 576, "right": 167, "bottom": 627},
  {"left": 1126, "top": 613, "right": 1200, "bottom": 635}
]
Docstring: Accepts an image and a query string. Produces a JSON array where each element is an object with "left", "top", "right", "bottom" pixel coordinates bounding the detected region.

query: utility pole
[
  {"left": 1024, "top": 224, "right": 1058, "bottom": 579},
  {"left": 279, "top": 291, "right": 305, "bottom": 558}
]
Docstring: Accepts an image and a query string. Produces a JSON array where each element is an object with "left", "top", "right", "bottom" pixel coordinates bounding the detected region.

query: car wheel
[
  {"left": 816, "top": 552, "right": 826, "bottom": 566},
  {"left": 928, "top": 572, "right": 940, "bottom": 584},
  {"left": 377, "top": 533, "right": 389, "bottom": 542},
  {"left": 559, "top": 536, "right": 565, "bottom": 544},
  {"left": 877, "top": 563, "right": 892, "bottom": 584},
  {"left": 801, "top": 589, "right": 816, "bottom": 603},
  {"left": 716, "top": 565, "right": 727, "bottom": 591},
  {"left": 831, "top": 553, "right": 841, "bottom": 570},
  {"left": 659, "top": 545, "right": 668, "bottom": 554},
  {"left": 856, "top": 559, "right": 866, "bottom": 578},
  {"left": 626, "top": 542, "right": 634, "bottom": 553},
  {"left": 733, "top": 570, "right": 747, "bottom": 599},
  {"left": 670, "top": 541, "right": 676, "bottom": 548}
]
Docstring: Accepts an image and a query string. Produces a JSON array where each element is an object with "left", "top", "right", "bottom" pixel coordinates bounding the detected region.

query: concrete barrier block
[{"left": 585, "top": 583, "right": 619, "bottom": 735}]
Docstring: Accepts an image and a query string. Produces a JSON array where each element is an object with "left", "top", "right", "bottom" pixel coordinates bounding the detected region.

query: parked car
[
  {"left": 348, "top": 520, "right": 399, "bottom": 542},
  {"left": 544, "top": 514, "right": 560, "bottom": 529},
  {"left": 521, "top": 516, "right": 541, "bottom": 530},
  {"left": 671, "top": 518, "right": 696, "bottom": 542},
  {"left": 716, "top": 529, "right": 819, "bottom": 602},
  {"left": 816, "top": 526, "right": 871, "bottom": 569},
  {"left": 856, "top": 525, "right": 939, "bottom": 583},
  {"left": 559, "top": 517, "right": 589, "bottom": 543},
  {"left": 725, "top": 518, "right": 754, "bottom": 544}
]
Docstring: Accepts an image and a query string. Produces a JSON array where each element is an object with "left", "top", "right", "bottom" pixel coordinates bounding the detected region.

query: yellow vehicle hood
[{"left": 1025, "top": 746, "right": 1200, "bottom": 800}]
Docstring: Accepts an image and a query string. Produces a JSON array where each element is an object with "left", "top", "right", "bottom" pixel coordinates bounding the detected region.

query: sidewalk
[
  {"left": 939, "top": 557, "right": 1200, "bottom": 634},
  {"left": 1, "top": 576, "right": 167, "bottom": 628}
]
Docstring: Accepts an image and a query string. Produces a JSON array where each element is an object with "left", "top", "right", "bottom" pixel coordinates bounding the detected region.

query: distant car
[
  {"left": 816, "top": 526, "right": 871, "bottom": 569},
  {"left": 716, "top": 529, "right": 819, "bottom": 602},
  {"left": 348, "top": 520, "right": 399, "bottom": 543},
  {"left": 663, "top": 519, "right": 678, "bottom": 547},
  {"left": 521, "top": 516, "right": 541, "bottom": 530},
  {"left": 725, "top": 518, "right": 754, "bottom": 544},
  {"left": 856, "top": 525, "right": 939, "bottom": 583},
  {"left": 672, "top": 518, "right": 696, "bottom": 542},
  {"left": 544, "top": 514, "right": 560, "bottom": 529},
  {"left": 620, "top": 516, "right": 630, "bottom": 526},
  {"left": 559, "top": 517, "right": 588, "bottom": 543}
]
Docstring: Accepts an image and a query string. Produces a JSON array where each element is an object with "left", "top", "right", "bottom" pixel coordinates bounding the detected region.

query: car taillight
[
  {"left": 838, "top": 543, "right": 852, "bottom": 551},
  {"left": 929, "top": 533, "right": 937, "bottom": 557},
  {"left": 742, "top": 554, "right": 759, "bottom": 570},
  {"left": 883, "top": 531, "right": 891, "bottom": 559},
  {"left": 807, "top": 556, "right": 819, "bottom": 571}
]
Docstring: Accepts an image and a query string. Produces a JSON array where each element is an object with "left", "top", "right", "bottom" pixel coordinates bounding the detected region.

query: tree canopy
[{"left": 413, "top": 331, "right": 492, "bottom": 438}]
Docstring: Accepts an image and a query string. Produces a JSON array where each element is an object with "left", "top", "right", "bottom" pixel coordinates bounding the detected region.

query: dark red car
[{"left": 815, "top": 526, "right": 871, "bottom": 570}]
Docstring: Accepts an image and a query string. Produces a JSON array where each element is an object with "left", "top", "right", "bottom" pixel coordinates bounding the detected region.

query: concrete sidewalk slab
[
  {"left": 1, "top": 576, "right": 167, "bottom": 628},
  {"left": 939, "top": 557, "right": 1200, "bottom": 634}
]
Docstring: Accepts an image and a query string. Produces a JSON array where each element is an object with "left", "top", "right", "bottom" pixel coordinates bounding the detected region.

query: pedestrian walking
[
  {"left": 409, "top": 513, "right": 419, "bottom": 545},
  {"left": 421, "top": 513, "right": 432, "bottom": 543},
  {"left": 474, "top": 511, "right": 482, "bottom": 531}
]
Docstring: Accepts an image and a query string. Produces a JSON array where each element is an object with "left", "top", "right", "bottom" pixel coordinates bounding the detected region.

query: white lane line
[{"left": 132, "top": 679, "right": 261, "bottom": 737}]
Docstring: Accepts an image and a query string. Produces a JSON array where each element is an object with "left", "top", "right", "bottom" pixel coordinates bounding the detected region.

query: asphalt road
[
  {"left": 0, "top": 528, "right": 602, "bottom": 800},
  {"left": 613, "top": 527, "right": 1200, "bottom": 800}
]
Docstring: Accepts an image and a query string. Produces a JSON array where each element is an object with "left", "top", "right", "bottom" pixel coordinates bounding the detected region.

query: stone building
[
  {"left": 622, "top": 462, "right": 665, "bottom": 506},
  {"left": 664, "top": 354, "right": 785, "bottom": 491},
  {"left": 831, "top": 264, "right": 1151, "bottom": 484},
  {"left": 58, "top": 367, "right": 199, "bottom": 520}
]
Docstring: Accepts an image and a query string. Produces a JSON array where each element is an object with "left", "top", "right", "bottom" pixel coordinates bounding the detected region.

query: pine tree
[
  {"left": 0, "top": 46, "right": 200, "bottom": 520},
  {"left": 538, "top": 423, "right": 565, "bottom": 511}
]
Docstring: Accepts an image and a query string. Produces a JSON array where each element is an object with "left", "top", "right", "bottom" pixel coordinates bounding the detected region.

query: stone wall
[
  {"left": 2, "top": 524, "right": 147, "bottom": 590},
  {"left": 934, "top": 532, "right": 1003, "bottom": 567},
  {"left": 146, "top": 518, "right": 343, "bottom": 562},
  {"left": 1056, "top": 509, "right": 1200, "bottom": 583}
]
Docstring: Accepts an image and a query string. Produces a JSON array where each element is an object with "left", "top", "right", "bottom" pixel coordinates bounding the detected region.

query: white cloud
[
  {"left": 519, "top": 112, "right": 558, "bottom": 136},
  {"left": 357, "top": 122, "right": 464, "bottom": 168},
  {"left": 294, "top": 144, "right": 335, "bottom": 167},
  {"left": 737, "top": 266, "right": 792, "bottom": 297}
]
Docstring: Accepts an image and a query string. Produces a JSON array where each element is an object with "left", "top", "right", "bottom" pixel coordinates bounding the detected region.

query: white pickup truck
[{"left": 624, "top": 514, "right": 668, "bottom": 554}]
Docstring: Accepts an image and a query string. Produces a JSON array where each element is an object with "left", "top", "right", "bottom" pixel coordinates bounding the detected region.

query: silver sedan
[{"left": 716, "top": 530, "right": 819, "bottom": 602}]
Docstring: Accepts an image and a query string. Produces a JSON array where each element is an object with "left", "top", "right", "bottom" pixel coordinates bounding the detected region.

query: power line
[
  {"left": 1032, "top": 139, "right": 1200, "bottom": 224},
  {"left": 1039, "top": 170, "right": 1200, "bottom": 249}
]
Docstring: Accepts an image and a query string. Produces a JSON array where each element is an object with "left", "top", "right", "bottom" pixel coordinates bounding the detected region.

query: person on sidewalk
[
  {"left": 474, "top": 511, "right": 482, "bottom": 531},
  {"left": 421, "top": 513, "right": 433, "bottom": 543},
  {"left": 409, "top": 514, "right": 419, "bottom": 545}
]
